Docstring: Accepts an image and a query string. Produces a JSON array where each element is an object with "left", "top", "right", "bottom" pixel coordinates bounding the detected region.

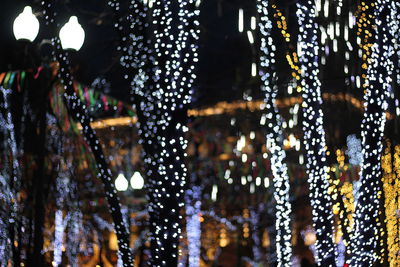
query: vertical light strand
[
  {"left": 0, "top": 87, "right": 18, "bottom": 266},
  {"left": 185, "top": 186, "right": 202, "bottom": 267},
  {"left": 355, "top": 2, "right": 374, "bottom": 91},
  {"left": 41, "top": 2, "right": 133, "bottom": 266},
  {"left": 256, "top": 1, "right": 293, "bottom": 265},
  {"left": 381, "top": 141, "right": 400, "bottom": 266},
  {"left": 350, "top": 0, "right": 396, "bottom": 265},
  {"left": 391, "top": 2, "right": 400, "bottom": 116},
  {"left": 296, "top": 1, "right": 336, "bottom": 264}
]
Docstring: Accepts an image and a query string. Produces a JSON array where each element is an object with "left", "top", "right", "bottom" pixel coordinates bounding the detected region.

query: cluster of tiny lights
[
  {"left": 296, "top": 1, "right": 336, "bottom": 265},
  {"left": 381, "top": 142, "right": 400, "bottom": 266},
  {"left": 350, "top": 1, "right": 396, "bottom": 265},
  {"left": 256, "top": 0, "right": 292, "bottom": 266},
  {"left": 110, "top": 0, "right": 200, "bottom": 265},
  {"left": 0, "top": 87, "right": 21, "bottom": 265},
  {"left": 272, "top": 5, "right": 302, "bottom": 92},
  {"left": 355, "top": 1, "right": 374, "bottom": 91},
  {"left": 185, "top": 186, "right": 201, "bottom": 267},
  {"left": 41, "top": 1, "right": 133, "bottom": 266}
]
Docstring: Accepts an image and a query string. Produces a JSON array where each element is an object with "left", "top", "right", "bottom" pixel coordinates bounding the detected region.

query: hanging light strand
[
  {"left": 350, "top": 1, "right": 396, "bottom": 265},
  {"left": 256, "top": 1, "right": 292, "bottom": 265},
  {"left": 296, "top": 1, "right": 336, "bottom": 265}
]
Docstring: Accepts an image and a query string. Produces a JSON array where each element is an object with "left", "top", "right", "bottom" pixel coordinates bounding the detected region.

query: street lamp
[
  {"left": 130, "top": 172, "right": 144, "bottom": 190},
  {"left": 13, "top": 6, "right": 40, "bottom": 42},
  {"left": 59, "top": 16, "right": 85, "bottom": 51}
]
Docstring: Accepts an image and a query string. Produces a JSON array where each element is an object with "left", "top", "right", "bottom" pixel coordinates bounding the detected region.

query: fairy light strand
[
  {"left": 296, "top": 1, "right": 336, "bottom": 264},
  {"left": 257, "top": 1, "right": 293, "bottom": 265},
  {"left": 350, "top": 0, "right": 396, "bottom": 265},
  {"left": 381, "top": 141, "right": 400, "bottom": 266},
  {"left": 185, "top": 186, "right": 202, "bottom": 267},
  {"left": 110, "top": 0, "right": 200, "bottom": 265},
  {"left": 41, "top": 1, "right": 133, "bottom": 266}
]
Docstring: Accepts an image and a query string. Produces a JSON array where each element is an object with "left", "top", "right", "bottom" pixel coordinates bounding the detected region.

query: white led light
[
  {"left": 297, "top": 1, "right": 336, "bottom": 264},
  {"left": 350, "top": 1, "right": 396, "bottom": 265},
  {"left": 211, "top": 185, "right": 218, "bottom": 201},
  {"left": 247, "top": 31, "right": 255, "bottom": 44},
  {"left": 251, "top": 16, "right": 256, "bottom": 30},
  {"left": 238, "top": 9, "right": 244, "bottom": 32},
  {"left": 257, "top": 0, "right": 293, "bottom": 264},
  {"left": 251, "top": 62, "right": 257, "bottom": 77}
]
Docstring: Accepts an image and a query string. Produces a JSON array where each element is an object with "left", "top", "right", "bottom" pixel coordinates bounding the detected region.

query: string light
[
  {"left": 297, "top": 1, "right": 336, "bottom": 264},
  {"left": 41, "top": 1, "right": 133, "bottom": 266},
  {"left": 381, "top": 141, "right": 400, "bottom": 266},
  {"left": 0, "top": 87, "right": 20, "bottom": 265},
  {"left": 185, "top": 186, "right": 202, "bottom": 267},
  {"left": 110, "top": 0, "right": 200, "bottom": 264},
  {"left": 257, "top": 1, "right": 292, "bottom": 265},
  {"left": 350, "top": 1, "right": 396, "bottom": 265}
]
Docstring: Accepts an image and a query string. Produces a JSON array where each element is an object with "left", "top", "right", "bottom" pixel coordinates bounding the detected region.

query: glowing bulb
[
  {"left": 247, "top": 31, "right": 255, "bottom": 44},
  {"left": 59, "top": 16, "right": 85, "bottom": 51},
  {"left": 130, "top": 171, "right": 144, "bottom": 190},
  {"left": 115, "top": 173, "right": 128, "bottom": 191},
  {"left": 251, "top": 62, "right": 257, "bottom": 77},
  {"left": 238, "top": 9, "right": 244, "bottom": 32},
  {"left": 211, "top": 185, "right": 218, "bottom": 201},
  {"left": 13, "top": 6, "right": 39, "bottom": 42}
]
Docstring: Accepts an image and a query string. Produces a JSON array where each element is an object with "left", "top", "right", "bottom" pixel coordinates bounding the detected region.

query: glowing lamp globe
[
  {"left": 59, "top": 16, "right": 85, "bottom": 51},
  {"left": 130, "top": 172, "right": 144, "bottom": 190},
  {"left": 115, "top": 173, "right": 128, "bottom": 191},
  {"left": 13, "top": 6, "right": 40, "bottom": 42}
]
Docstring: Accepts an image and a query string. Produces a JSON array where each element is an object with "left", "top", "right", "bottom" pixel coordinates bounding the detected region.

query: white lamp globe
[
  {"left": 115, "top": 173, "right": 128, "bottom": 191},
  {"left": 130, "top": 172, "right": 144, "bottom": 190},
  {"left": 59, "top": 16, "right": 85, "bottom": 51},
  {"left": 13, "top": 6, "right": 40, "bottom": 42}
]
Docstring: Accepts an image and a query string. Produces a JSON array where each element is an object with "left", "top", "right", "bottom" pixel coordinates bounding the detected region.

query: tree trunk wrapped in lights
[
  {"left": 256, "top": 0, "right": 293, "bottom": 266},
  {"left": 296, "top": 0, "right": 336, "bottom": 265},
  {"left": 350, "top": 1, "right": 396, "bottom": 265},
  {"left": 40, "top": 1, "right": 133, "bottom": 266},
  {"left": 109, "top": 0, "right": 200, "bottom": 265}
]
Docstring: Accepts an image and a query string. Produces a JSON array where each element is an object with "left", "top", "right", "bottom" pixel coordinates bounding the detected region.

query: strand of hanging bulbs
[
  {"left": 40, "top": 1, "right": 133, "bottom": 266},
  {"left": 296, "top": 1, "right": 336, "bottom": 265},
  {"left": 350, "top": 0, "right": 396, "bottom": 265},
  {"left": 185, "top": 186, "right": 202, "bottom": 267},
  {"left": 256, "top": 1, "right": 292, "bottom": 265},
  {"left": 391, "top": 2, "right": 400, "bottom": 117},
  {"left": 355, "top": 2, "right": 373, "bottom": 90},
  {"left": 272, "top": 5, "right": 301, "bottom": 90}
]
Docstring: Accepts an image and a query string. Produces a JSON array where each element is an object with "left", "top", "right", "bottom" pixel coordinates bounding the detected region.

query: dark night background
[
  {"left": 0, "top": 0, "right": 398, "bottom": 147},
  {"left": 0, "top": 0, "right": 300, "bottom": 106}
]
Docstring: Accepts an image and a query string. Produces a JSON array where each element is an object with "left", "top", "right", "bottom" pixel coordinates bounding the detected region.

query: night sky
[{"left": 0, "top": 0, "right": 301, "bottom": 107}]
